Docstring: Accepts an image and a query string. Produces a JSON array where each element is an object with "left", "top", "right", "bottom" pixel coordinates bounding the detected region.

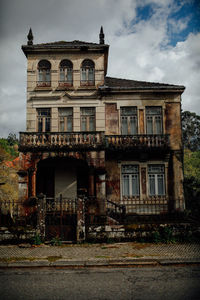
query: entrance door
[{"left": 36, "top": 161, "right": 55, "bottom": 197}]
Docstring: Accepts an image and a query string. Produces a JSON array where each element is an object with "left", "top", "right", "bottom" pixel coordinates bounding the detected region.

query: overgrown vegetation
[
  {"left": 182, "top": 111, "right": 200, "bottom": 220},
  {"left": 0, "top": 133, "right": 19, "bottom": 204}
]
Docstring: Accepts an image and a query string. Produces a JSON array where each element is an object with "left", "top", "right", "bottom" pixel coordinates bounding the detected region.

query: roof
[
  {"left": 22, "top": 40, "right": 109, "bottom": 56},
  {"left": 103, "top": 76, "right": 185, "bottom": 91}
]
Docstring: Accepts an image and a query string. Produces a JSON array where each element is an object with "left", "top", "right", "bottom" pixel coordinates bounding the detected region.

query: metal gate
[{"left": 45, "top": 195, "right": 77, "bottom": 241}]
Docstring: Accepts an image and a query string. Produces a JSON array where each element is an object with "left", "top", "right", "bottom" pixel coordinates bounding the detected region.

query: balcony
[
  {"left": 19, "top": 132, "right": 105, "bottom": 152},
  {"left": 19, "top": 132, "right": 170, "bottom": 152},
  {"left": 36, "top": 81, "right": 51, "bottom": 87},
  {"left": 106, "top": 134, "right": 170, "bottom": 150}
]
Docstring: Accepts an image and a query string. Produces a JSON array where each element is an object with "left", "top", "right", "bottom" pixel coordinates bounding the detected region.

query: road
[{"left": 0, "top": 266, "right": 200, "bottom": 300}]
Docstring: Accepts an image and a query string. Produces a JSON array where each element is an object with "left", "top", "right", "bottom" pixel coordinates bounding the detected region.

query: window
[
  {"left": 59, "top": 60, "right": 73, "bottom": 86},
  {"left": 37, "top": 108, "right": 51, "bottom": 132},
  {"left": 148, "top": 165, "right": 165, "bottom": 196},
  {"left": 80, "top": 107, "right": 95, "bottom": 131},
  {"left": 146, "top": 107, "right": 162, "bottom": 134},
  {"left": 120, "top": 107, "right": 138, "bottom": 135},
  {"left": 81, "top": 59, "right": 95, "bottom": 86},
  {"left": 37, "top": 60, "right": 51, "bottom": 87},
  {"left": 122, "top": 165, "right": 139, "bottom": 197},
  {"left": 58, "top": 108, "right": 73, "bottom": 132}
]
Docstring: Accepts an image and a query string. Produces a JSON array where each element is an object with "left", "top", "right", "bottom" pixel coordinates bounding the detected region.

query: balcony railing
[
  {"left": 19, "top": 132, "right": 170, "bottom": 152},
  {"left": 106, "top": 134, "right": 170, "bottom": 149},
  {"left": 36, "top": 81, "right": 51, "bottom": 87},
  {"left": 19, "top": 132, "right": 105, "bottom": 151}
]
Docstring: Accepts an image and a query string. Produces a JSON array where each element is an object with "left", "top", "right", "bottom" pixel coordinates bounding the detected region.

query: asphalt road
[{"left": 0, "top": 266, "right": 200, "bottom": 300}]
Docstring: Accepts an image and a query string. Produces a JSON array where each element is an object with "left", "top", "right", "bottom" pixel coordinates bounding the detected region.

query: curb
[{"left": 0, "top": 258, "right": 200, "bottom": 268}]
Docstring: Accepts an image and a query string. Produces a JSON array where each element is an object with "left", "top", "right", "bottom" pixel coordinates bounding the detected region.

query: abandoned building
[{"left": 18, "top": 27, "right": 185, "bottom": 241}]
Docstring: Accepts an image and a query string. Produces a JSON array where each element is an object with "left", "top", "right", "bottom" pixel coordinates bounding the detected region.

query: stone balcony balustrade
[
  {"left": 19, "top": 131, "right": 105, "bottom": 151},
  {"left": 105, "top": 134, "right": 170, "bottom": 149},
  {"left": 19, "top": 132, "right": 170, "bottom": 152}
]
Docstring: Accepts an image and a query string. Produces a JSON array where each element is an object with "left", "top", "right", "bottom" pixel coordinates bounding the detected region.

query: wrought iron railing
[
  {"left": 121, "top": 196, "right": 169, "bottom": 214},
  {"left": 106, "top": 199, "right": 126, "bottom": 222}
]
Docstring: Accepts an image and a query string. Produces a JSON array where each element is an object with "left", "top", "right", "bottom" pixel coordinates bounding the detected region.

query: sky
[{"left": 0, "top": 0, "right": 200, "bottom": 138}]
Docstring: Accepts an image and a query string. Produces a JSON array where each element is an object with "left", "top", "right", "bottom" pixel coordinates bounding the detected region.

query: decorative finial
[
  {"left": 27, "top": 28, "right": 33, "bottom": 45},
  {"left": 99, "top": 26, "right": 104, "bottom": 44}
]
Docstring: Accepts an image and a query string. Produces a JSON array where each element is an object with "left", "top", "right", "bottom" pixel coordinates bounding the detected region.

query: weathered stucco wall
[{"left": 105, "top": 160, "right": 120, "bottom": 202}]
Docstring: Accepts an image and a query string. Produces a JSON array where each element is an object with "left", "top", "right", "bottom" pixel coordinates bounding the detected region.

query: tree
[
  {"left": 182, "top": 111, "right": 200, "bottom": 151},
  {"left": 7, "top": 132, "right": 18, "bottom": 146},
  {"left": 184, "top": 149, "right": 200, "bottom": 217}
]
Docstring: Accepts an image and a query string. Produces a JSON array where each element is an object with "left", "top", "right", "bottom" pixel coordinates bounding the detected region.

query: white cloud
[{"left": 0, "top": 0, "right": 199, "bottom": 138}]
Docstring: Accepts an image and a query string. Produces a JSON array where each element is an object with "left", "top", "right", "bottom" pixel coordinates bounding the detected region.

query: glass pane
[
  {"left": 149, "top": 175, "right": 155, "bottom": 196},
  {"left": 60, "top": 69, "right": 65, "bottom": 81},
  {"left": 81, "top": 108, "right": 95, "bottom": 116},
  {"left": 132, "top": 175, "right": 139, "bottom": 196},
  {"left": 147, "top": 117, "right": 153, "bottom": 134},
  {"left": 59, "top": 108, "right": 72, "bottom": 117},
  {"left": 45, "top": 118, "right": 50, "bottom": 132},
  {"left": 67, "top": 69, "right": 73, "bottom": 83},
  {"left": 148, "top": 165, "right": 164, "bottom": 173},
  {"left": 121, "top": 107, "right": 137, "bottom": 116},
  {"left": 59, "top": 118, "right": 64, "bottom": 131},
  {"left": 121, "top": 117, "right": 128, "bottom": 134},
  {"left": 88, "top": 68, "right": 94, "bottom": 81},
  {"left": 130, "top": 117, "right": 137, "bottom": 134},
  {"left": 89, "top": 116, "right": 95, "bottom": 131},
  {"left": 81, "top": 68, "right": 87, "bottom": 81},
  {"left": 81, "top": 117, "right": 87, "bottom": 131},
  {"left": 38, "top": 118, "right": 43, "bottom": 132},
  {"left": 67, "top": 117, "right": 72, "bottom": 131},
  {"left": 155, "top": 116, "right": 162, "bottom": 134},
  {"left": 157, "top": 175, "right": 165, "bottom": 195},
  {"left": 38, "top": 70, "right": 43, "bottom": 82},
  {"left": 46, "top": 70, "right": 50, "bottom": 82},
  {"left": 123, "top": 175, "right": 129, "bottom": 196},
  {"left": 122, "top": 165, "right": 138, "bottom": 174},
  {"left": 38, "top": 109, "right": 50, "bottom": 117},
  {"left": 146, "top": 107, "right": 162, "bottom": 115}
]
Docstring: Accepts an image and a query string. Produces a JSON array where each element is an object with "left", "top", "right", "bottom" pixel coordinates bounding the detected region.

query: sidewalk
[{"left": 0, "top": 242, "right": 200, "bottom": 268}]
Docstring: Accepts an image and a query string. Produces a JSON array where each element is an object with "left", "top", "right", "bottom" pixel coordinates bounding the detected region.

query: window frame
[
  {"left": 37, "top": 60, "right": 51, "bottom": 87},
  {"left": 80, "top": 107, "right": 96, "bottom": 132},
  {"left": 58, "top": 108, "right": 73, "bottom": 132},
  {"left": 59, "top": 60, "right": 73, "bottom": 86},
  {"left": 120, "top": 106, "right": 138, "bottom": 135},
  {"left": 148, "top": 164, "right": 165, "bottom": 196},
  {"left": 80, "top": 59, "right": 95, "bottom": 86},
  {"left": 145, "top": 106, "right": 163, "bottom": 135},
  {"left": 121, "top": 165, "right": 140, "bottom": 197},
  {"left": 37, "top": 108, "right": 51, "bottom": 132}
]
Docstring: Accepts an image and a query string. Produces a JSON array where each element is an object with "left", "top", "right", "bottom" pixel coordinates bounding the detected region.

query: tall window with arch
[
  {"left": 81, "top": 59, "right": 95, "bottom": 86},
  {"left": 37, "top": 60, "right": 51, "bottom": 87},
  {"left": 59, "top": 59, "right": 73, "bottom": 86}
]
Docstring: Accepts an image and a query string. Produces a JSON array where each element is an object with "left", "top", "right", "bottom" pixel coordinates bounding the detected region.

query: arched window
[
  {"left": 37, "top": 60, "right": 51, "bottom": 87},
  {"left": 59, "top": 60, "right": 73, "bottom": 86},
  {"left": 81, "top": 59, "right": 95, "bottom": 86}
]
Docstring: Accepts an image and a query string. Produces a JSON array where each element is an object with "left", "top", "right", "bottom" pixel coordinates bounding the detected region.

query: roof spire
[
  {"left": 27, "top": 28, "right": 33, "bottom": 45},
  {"left": 99, "top": 26, "right": 104, "bottom": 44}
]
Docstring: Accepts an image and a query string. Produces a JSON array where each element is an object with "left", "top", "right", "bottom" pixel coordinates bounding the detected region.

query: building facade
[{"left": 18, "top": 28, "right": 185, "bottom": 239}]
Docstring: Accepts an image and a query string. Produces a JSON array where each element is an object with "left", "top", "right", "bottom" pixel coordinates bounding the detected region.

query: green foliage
[
  {"left": 151, "top": 227, "right": 176, "bottom": 244},
  {"left": 32, "top": 233, "right": 42, "bottom": 245},
  {"left": 184, "top": 149, "right": 200, "bottom": 217},
  {"left": 0, "top": 138, "right": 18, "bottom": 159},
  {"left": 7, "top": 133, "right": 18, "bottom": 146},
  {"left": 50, "top": 236, "right": 62, "bottom": 246},
  {"left": 182, "top": 111, "right": 200, "bottom": 151}
]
